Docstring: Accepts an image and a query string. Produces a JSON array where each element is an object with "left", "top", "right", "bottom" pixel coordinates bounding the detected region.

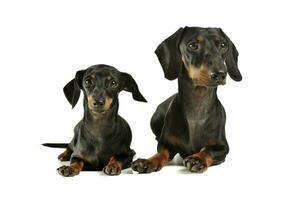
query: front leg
[
  {"left": 132, "top": 148, "right": 173, "bottom": 173},
  {"left": 103, "top": 149, "right": 135, "bottom": 176},
  {"left": 183, "top": 144, "right": 229, "bottom": 172},
  {"left": 57, "top": 158, "right": 84, "bottom": 177},
  {"left": 103, "top": 157, "right": 122, "bottom": 176},
  {"left": 183, "top": 147, "right": 214, "bottom": 173}
]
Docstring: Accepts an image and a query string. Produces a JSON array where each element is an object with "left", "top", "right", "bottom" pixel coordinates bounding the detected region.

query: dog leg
[
  {"left": 183, "top": 147, "right": 214, "bottom": 173},
  {"left": 103, "top": 157, "right": 123, "bottom": 176},
  {"left": 103, "top": 150, "right": 135, "bottom": 175},
  {"left": 57, "top": 158, "right": 84, "bottom": 177},
  {"left": 58, "top": 147, "right": 73, "bottom": 161},
  {"left": 132, "top": 149, "right": 171, "bottom": 173}
]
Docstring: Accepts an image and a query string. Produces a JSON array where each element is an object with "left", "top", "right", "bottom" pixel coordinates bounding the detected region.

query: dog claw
[
  {"left": 131, "top": 158, "right": 161, "bottom": 173},
  {"left": 57, "top": 165, "right": 79, "bottom": 177},
  {"left": 103, "top": 163, "right": 121, "bottom": 176},
  {"left": 183, "top": 156, "right": 207, "bottom": 173}
]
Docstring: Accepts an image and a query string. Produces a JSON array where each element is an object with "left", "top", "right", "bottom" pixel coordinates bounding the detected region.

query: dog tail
[{"left": 42, "top": 143, "right": 68, "bottom": 148}]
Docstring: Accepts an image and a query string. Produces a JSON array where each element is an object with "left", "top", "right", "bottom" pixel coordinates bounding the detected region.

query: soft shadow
[
  {"left": 177, "top": 167, "right": 198, "bottom": 174},
  {"left": 122, "top": 168, "right": 133, "bottom": 174}
]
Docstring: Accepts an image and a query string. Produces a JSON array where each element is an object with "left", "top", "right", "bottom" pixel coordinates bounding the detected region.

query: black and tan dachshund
[
  {"left": 43, "top": 64, "right": 147, "bottom": 177},
  {"left": 132, "top": 27, "right": 242, "bottom": 173}
]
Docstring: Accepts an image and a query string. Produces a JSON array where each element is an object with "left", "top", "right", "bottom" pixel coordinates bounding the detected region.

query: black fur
[
  {"left": 44, "top": 64, "right": 146, "bottom": 176},
  {"left": 132, "top": 27, "right": 241, "bottom": 173}
]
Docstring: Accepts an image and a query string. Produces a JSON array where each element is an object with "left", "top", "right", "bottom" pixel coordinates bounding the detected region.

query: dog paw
[
  {"left": 57, "top": 166, "right": 79, "bottom": 177},
  {"left": 183, "top": 156, "right": 207, "bottom": 173},
  {"left": 131, "top": 158, "right": 162, "bottom": 173},
  {"left": 103, "top": 163, "right": 121, "bottom": 176},
  {"left": 58, "top": 153, "right": 70, "bottom": 161}
]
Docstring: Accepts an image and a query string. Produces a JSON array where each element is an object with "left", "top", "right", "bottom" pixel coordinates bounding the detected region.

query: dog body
[
  {"left": 67, "top": 107, "right": 133, "bottom": 171},
  {"left": 44, "top": 64, "right": 146, "bottom": 176},
  {"left": 151, "top": 89, "right": 226, "bottom": 162},
  {"left": 132, "top": 27, "right": 242, "bottom": 173}
]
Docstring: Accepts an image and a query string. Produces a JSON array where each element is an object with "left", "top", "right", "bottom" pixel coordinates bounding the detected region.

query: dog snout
[
  {"left": 210, "top": 71, "right": 227, "bottom": 82},
  {"left": 207, "top": 56, "right": 227, "bottom": 84},
  {"left": 92, "top": 98, "right": 105, "bottom": 107}
]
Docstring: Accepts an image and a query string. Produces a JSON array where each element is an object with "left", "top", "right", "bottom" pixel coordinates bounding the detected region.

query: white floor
[{"left": 2, "top": 145, "right": 295, "bottom": 200}]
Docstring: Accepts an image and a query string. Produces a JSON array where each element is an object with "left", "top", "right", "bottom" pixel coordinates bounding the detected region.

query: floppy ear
[
  {"left": 121, "top": 72, "right": 147, "bottom": 102},
  {"left": 63, "top": 70, "right": 86, "bottom": 108},
  {"left": 219, "top": 29, "right": 242, "bottom": 81},
  {"left": 155, "top": 27, "right": 186, "bottom": 80}
]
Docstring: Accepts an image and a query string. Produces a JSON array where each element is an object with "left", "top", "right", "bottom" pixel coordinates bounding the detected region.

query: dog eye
[
  {"left": 85, "top": 79, "right": 92, "bottom": 86},
  {"left": 188, "top": 42, "right": 199, "bottom": 51},
  {"left": 220, "top": 42, "right": 227, "bottom": 48},
  {"left": 110, "top": 80, "right": 118, "bottom": 88}
]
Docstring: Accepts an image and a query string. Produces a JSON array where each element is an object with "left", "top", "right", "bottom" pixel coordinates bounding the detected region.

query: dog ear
[
  {"left": 155, "top": 27, "right": 186, "bottom": 80},
  {"left": 121, "top": 72, "right": 147, "bottom": 102},
  {"left": 63, "top": 70, "right": 86, "bottom": 108},
  {"left": 219, "top": 29, "right": 242, "bottom": 81}
]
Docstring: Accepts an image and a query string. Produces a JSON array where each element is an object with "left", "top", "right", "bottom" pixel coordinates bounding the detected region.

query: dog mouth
[
  {"left": 89, "top": 103, "right": 113, "bottom": 114},
  {"left": 90, "top": 108, "right": 107, "bottom": 114},
  {"left": 193, "top": 79, "right": 226, "bottom": 88},
  {"left": 209, "top": 79, "right": 226, "bottom": 87}
]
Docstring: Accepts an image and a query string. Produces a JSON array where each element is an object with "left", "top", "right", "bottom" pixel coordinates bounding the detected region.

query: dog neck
[
  {"left": 178, "top": 69, "right": 218, "bottom": 118},
  {"left": 83, "top": 99, "right": 119, "bottom": 132}
]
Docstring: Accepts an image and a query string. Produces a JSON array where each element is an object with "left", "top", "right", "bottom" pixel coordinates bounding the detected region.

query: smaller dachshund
[{"left": 43, "top": 64, "right": 147, "bottom": 177}]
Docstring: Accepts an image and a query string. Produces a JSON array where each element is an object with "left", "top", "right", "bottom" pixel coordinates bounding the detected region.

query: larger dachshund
[
  {"left": 43, "top": 64, "right": 147, "bottom": 176},
  {"left": 132, "top": 27, "right": 242, "bottom": 173}
]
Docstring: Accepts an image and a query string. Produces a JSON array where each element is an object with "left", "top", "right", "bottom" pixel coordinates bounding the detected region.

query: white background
[{"left": 0, "top": 0, "right": 300, "bottom": 199}]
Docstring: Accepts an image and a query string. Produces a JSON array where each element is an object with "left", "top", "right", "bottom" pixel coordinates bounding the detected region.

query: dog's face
[
  {"left": 155, "top": 27, "right": 242, "bottom": 86},
  {"left": 63, "top": 65, "right": 147, "bottom": 111},
  {"left": 82, "top": 66, "right": 122, "bottom": 113},
  {"left": 179, "top": 28, "right": 230, "bottom": 86}
]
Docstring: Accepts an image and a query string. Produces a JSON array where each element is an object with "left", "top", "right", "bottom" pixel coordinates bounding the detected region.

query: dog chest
[{"left": 186, "top": 118, "right": 208, "bottom": 151}]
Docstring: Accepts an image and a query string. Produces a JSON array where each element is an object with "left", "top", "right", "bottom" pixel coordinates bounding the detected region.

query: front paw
[
  {"left": 57, "top": 166, "right": 79, "bottom": 177},
  {"left": 183, "top": 156, "right": 207, "bottom": 173},
  {"left": 103, "top": 163, "right": 121, "bottom": 176},
  {"left": 131, "top": 158, "right": 162, "bottom": 173}
]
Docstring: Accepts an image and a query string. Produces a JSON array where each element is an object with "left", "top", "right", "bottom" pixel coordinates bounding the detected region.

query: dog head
[
  {"left": 63, "top": 64, "right": 147, "bottom": 113},
  {"left": 155, "top": 27, "right": 242, "bottom": 87}
]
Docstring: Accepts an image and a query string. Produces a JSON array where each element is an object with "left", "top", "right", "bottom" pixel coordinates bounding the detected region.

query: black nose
[
  {"left": 210, "top": 71, "right": 227, "bottom": 82},
  {"left": 92, "top": 99, "right": 105, "bottom": 107}
]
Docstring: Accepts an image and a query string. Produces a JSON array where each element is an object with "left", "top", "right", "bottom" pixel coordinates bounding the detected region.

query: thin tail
[{"left": 42, "top": 143, "right": 68, "bottom": 148}]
